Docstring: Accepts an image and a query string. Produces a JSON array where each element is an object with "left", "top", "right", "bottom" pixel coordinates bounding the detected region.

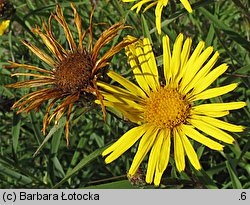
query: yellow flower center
[
  {"left": 54, "top": 52, "right": 93, "bottom": 93},
  {"left": 144, "top": 87, "right": 191, "bottom": 129}
]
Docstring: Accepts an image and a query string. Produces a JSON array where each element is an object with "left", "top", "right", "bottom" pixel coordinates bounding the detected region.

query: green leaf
[
  {"left": 53, "top": 146, "right": 107, "bottom": 188},
  {"left": 50, "top": 125, "right": 65, "bottom": 179},
  {"left": 199, "top": 7, "right": 250, "bottom": 52},
  {"left": 33, "top": 117, "right": 66, "bottom": 158},
  {"left": 51, "top": 157, "right": 65, "bottom": 178},
  {"left": 237, "top": 134, "right": 250, "bottom": 166},
  {"left": 193, "top": 169, "right": 218, "bottom": 188},
  {"left": 51, "top": 124, "right": 64, "bottom": 155},
  {"left": 205, "top": 24, "right": 215, "bottom": 47},
  {"left": 141, "top": 14, "right": 152, "bottom": 42},
  {"left": 65, "top": 137, "right": 88, "bottom": 185},
  {"left": 226, "top": 161, "right": 242, "bottom": 188},
  {"left": 234, "top": 65, "right": 250, "bottom": 74},
  {"left": 86, "top": 180, "right": 135, "bottom": 189},
  {"left": 0, "top": 163, "right": 32, "bottom": 185},
  {"left": 12, "top": 111, "right": 21, "bottom": 154},
  {"left": 30, "top": 111, "right": 44, "bottom": 145}
]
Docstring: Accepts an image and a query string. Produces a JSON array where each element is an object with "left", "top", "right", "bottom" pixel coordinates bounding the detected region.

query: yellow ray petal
[
  {"left": 146, "top": 129, "right": 163, "bottom": 184},
  {"left": 193, "top": 102, "right": 246, "bottom": 113},
  {"left": 130, "top": 0, "right": 153, "bottom": 13},
  {"left": 129, "top": 126, "right": 158, "bottom": 175},
  {"left": 143, "top": 38, "right": 159, "bottom": 88},
  {"left": 186, "top": 51, "right": 219, "bottom": 91},
  {"left": 193, "top": 64, "right": 228, "bottom": 95},
  {"left": 176, "top": 37, "right": 192, "bottom": 84},
  {"left": 182, "top": 124, "right": 224, "bottom": 150},
  {"left": 135, "top": 45, "right": 157, "bottom": 90},
  {"left": 174, "top": 128, "right": 185, "bottom": 172},
  {"left": 143, "top": 1, "right": 158, "bottom": 12},
  {"left": 154, "top": 129, "right": 171, "bottom": 186},
  {"left": 162, "top": 35, "right": 171, "bottom": 83},
  {"left": 125, "top": 44, "right": 150, "bottom": 94},
  {"left": 157, "top": 129, "right": 171, "bottom": 172},
  {"left": 192, "top": 115, "right": 245, "bottom": 132},
  {"left": 170, "top": 33, "right": 184, "bottom": 82},
  {"left": 191, "top": 109, "right": 230, "bottom": 118},
  {"left": 182, "top": 46, "right": 214, "bottom": 94},
  {"left": 103, "top": 124, "right": 147, "bottom": 163},
  {"left": 190, "top": 83, "right": 238, "bottom": 101},
  {"left": 179, "top": 41, "right": 205, "bottom": 92},
  {"left": 107, "top": 70, "right": 147, "bottom": 98},
  {"left": 100, "top": 92, "right": 144, "bottom": 111},
  {"left": 97, "top": 81, "right": 141, "bottom": 100},
  {"left": 96, "top": 100, "right": 143, "bottom": 124},
  {"left": 190, "top": 118, "right": 235, "bottom": 144},
  {"left": 178, "top": 127, "right": 201, "bottom": 170},
  {"left": 180, "top": 0, "right": 193, "bottom": 13},
  {"left": 155, "top": 1, "right": 164, "bottom": 34},
  {"left": 0, "top": 20, "right": 10, "bottom": 35}
]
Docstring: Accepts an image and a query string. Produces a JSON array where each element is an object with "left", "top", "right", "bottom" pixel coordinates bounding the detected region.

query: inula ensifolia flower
[{"left": 96, "top": 34, "right": 246, "bottom": 186}]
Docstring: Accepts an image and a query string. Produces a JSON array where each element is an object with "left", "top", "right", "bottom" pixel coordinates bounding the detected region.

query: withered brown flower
[{"left": 5, "top": 3, "right": 131, "bottom": 146}]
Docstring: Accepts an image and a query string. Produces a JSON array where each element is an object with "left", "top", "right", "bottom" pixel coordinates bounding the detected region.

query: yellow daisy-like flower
[
  {"left": 0, "top": 19, "right": 10, "bottom": 35},
  {"left": 96, "top": 34, "right": 246, "bottom": 186},
  {"left": 5, "top": 3, "right": 131, "bottom": 146},
  {"left": 123, "top": 0, "right": 192, "bottom": 34}
]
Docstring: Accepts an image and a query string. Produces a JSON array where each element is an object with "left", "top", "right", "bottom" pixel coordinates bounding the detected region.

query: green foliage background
[{"left": 0, "top": 0, "right": 249, "bottom": 188}]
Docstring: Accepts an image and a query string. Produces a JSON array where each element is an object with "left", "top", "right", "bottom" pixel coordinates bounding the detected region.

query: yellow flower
[
  {"left": 96, "top": 34, "right": 246, "bottom": 186},
  {"left": 123, "top": 0, "right": 192, "bottom": 34},
  {"left": 5, "top": 3, "right": 131, "bottom": 146},
  {"left": 0, "top": 19, "right": 10, "bottom": 35}
]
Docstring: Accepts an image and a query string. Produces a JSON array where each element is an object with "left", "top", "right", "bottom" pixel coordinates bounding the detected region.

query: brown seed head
[{"left": 54, "top": 52, "right": 93, "bottom": 93}]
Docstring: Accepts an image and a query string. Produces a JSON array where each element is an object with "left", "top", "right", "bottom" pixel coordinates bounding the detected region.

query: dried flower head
[{"left": 5, "top": 3, "right": 131, "bottom": 146}]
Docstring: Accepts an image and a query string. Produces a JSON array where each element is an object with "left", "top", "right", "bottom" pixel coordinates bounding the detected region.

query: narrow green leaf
[
  {"left": 12, "top": 112, "right": 21, "bottom": 154},
  {"left": 141, "top": 14, "right": 152, "bottom": 42},
  {"left": 199, "top": 7, "right": 250, "bottom": 52},
  {"left": 192, "top": 169, "right": 218, "bottom": 188},
  {"left": 67, "top": 138, "right": 88, "bottom": 172},
  {"left": 30, "top": 111, "right": 43, "bottom": 145},
  {"left": 53, "top": 146, "right": 107, "bottom": 188},
  {"left": 205, "top": 24, "right": 215, "bottom": 47},
  {"left": 237, "top": 134, "right": 250, "bottom": 165},
  {"left": 51, "top": 124, "right": 63, "bottom": 155},
  {"left": 0, "top": 163, "right": 32, "bottom": 185},
  {"left": 86, "top": 180, "right": 135, "bottom": 189},
  {"left": 50, "top": 125, "right": 65, "bottom": 179},
  {"left": 226, "top": 161, "right": 242, "bottom": 188},
  {"left": 234, "top": 65, "right": 250, "bottom": 74},
  {"left": 51, "top": 157, "right": 65, "bottom": 178},
  {"left": 65, "top": 137, "right": 88, "bottom": 184},
  {"left": 33, "top": 117, "right": 66, "bottom": 158}
]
